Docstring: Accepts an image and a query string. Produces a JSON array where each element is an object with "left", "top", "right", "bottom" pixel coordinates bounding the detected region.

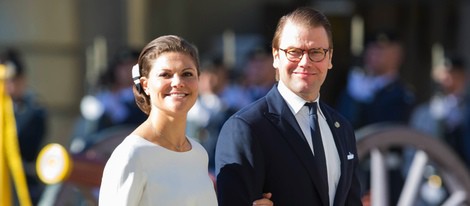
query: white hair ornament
[{"left": 132, "top": 64, "right": 143, "bottom": 93}]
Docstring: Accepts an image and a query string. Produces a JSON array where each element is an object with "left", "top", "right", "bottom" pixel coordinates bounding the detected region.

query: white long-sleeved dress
[{"left": 99, "top": 135, "right": 218, "bottom": 206}]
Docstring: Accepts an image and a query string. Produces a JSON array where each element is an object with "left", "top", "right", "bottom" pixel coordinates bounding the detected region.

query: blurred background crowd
[{"left": 1, "top": 0, "right": 470, "bottom": 205}]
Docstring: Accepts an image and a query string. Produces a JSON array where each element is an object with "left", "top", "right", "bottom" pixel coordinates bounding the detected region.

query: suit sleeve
[
  {"left": 345, "top": 122, "right": 364, "bottom": 206},
  {"left": 346, "top": 155, "right": 362, "bottom": 206},
  {"left": 215, "top": 116, "right": 265, "bottom": 206}
]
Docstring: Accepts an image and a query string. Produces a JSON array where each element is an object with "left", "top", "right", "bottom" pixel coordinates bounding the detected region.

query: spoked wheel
[{"left": 356, "top": 124, "right": 470, "bottom": 206}]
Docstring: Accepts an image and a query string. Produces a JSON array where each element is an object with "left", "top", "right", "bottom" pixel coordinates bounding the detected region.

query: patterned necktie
[{"left": 305, "top": 102, "right": 329, "bottom": 193}]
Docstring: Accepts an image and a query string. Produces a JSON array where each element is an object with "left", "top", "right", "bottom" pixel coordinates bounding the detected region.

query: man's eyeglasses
[{"left": 279, "top": 48, "right": 330, "bottom": 62}]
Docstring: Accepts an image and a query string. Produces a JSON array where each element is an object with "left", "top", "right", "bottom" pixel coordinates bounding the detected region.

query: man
[
  {"left": 335, "top": 31, "right": 415, "bottom": 205},
  {"left": 215, "top": 7, "right": 363, "bottom": 206},
  {"left": 3, "top": 48, "right": 47, "bottom": 205},
  {"left": 242, "top": 45, "right": 278, "bottom": 102},
  {"left": 336, "top": 31, "right": 415, "bottom": 129},
  {"left": 410, "top": 56, "right": 468, "bottom": 165}
]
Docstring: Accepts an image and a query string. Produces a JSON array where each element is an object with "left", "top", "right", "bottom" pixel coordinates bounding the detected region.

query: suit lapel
[
  {"left": 264, "top": 87, "right": 330, "bottom": 206},
  {"left": 321, "top": 103, "right": 349, "bottom": 205}
]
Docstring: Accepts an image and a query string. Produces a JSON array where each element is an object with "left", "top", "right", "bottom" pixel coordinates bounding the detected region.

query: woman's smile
[{"left": 167, "top": 91, "right": 189, "bottom": 97}]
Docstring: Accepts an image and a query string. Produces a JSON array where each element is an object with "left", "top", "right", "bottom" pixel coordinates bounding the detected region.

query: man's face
[
  {"left": 245, "top": 54, "right": 275, "bottom": 86},
  {"left": 6, "top": 75, "right": 27, "bottom": 101},
  {"left": 272, "top": 22, "right": 333, "bottom": 101},
  {"left": 364, "top": 41, "right": 402, "bottom": 75}
]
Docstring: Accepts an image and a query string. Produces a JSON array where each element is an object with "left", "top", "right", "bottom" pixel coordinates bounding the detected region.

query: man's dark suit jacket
[{"left": 215, "top": 85, "right": 363, "bottom": 206}]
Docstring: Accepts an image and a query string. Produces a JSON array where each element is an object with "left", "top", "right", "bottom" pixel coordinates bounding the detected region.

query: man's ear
[
  {"left": 272, "top": 48, "right": 279, "bottom": 69},
  {"left": 328, "top": 49, "right": 334, "bottom": 69}
]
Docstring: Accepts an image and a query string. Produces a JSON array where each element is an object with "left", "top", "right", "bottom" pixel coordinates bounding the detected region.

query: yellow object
[
  {"left": 428, "top": 174, "right": 443, "bottom": 188},
  {"left": 36, "top": 143, "right": 72, "bottom": 184},
  {"left": 0, "top": 64, "right": 32, "bottom": 206}
]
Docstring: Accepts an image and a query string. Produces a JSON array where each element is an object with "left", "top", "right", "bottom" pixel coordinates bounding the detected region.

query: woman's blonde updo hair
[{"left": 133, "top": 35, "right": 200, "bottom": 115}]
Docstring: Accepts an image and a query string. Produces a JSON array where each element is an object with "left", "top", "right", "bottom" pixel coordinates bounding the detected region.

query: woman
[{"left": 99, "top": 35, "right": 272, "bottom": 206}]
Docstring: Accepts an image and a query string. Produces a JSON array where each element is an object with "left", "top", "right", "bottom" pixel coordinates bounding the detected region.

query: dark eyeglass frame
[{"left": 279, "top": 48, "right": 331, "bottom": 62}]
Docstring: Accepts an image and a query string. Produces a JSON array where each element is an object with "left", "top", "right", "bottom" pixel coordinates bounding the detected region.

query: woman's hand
[{"left": 252, "top": 193, "right": 273, "bottom": 206}]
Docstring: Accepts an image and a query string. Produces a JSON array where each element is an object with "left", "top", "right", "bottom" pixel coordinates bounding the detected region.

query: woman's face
[{"left": 142, "top": 52, "right": 199, "bottom": 115}]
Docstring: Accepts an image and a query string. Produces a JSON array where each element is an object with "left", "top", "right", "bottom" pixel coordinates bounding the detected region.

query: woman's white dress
[{"left": 99, "top": 135, "right": 218, "bottom": 206}]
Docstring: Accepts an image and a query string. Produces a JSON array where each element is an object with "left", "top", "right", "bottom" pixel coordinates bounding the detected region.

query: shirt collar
[{"left": 277, "top": 81, "right": 321, "bottom": 115}]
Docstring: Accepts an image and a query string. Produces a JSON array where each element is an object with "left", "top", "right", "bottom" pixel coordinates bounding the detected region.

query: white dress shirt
[{"left": 277, "top": 81, "right": 341, "bottom": 206}]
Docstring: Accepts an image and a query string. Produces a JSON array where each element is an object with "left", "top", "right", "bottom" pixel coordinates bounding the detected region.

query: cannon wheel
[{"left": 356, "top": 124, "right": 470, "bottom": 206}]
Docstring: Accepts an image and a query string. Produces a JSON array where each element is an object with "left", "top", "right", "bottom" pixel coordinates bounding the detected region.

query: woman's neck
[{"left": 144, "top": 111, "right": 190, "bottom": 151}]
